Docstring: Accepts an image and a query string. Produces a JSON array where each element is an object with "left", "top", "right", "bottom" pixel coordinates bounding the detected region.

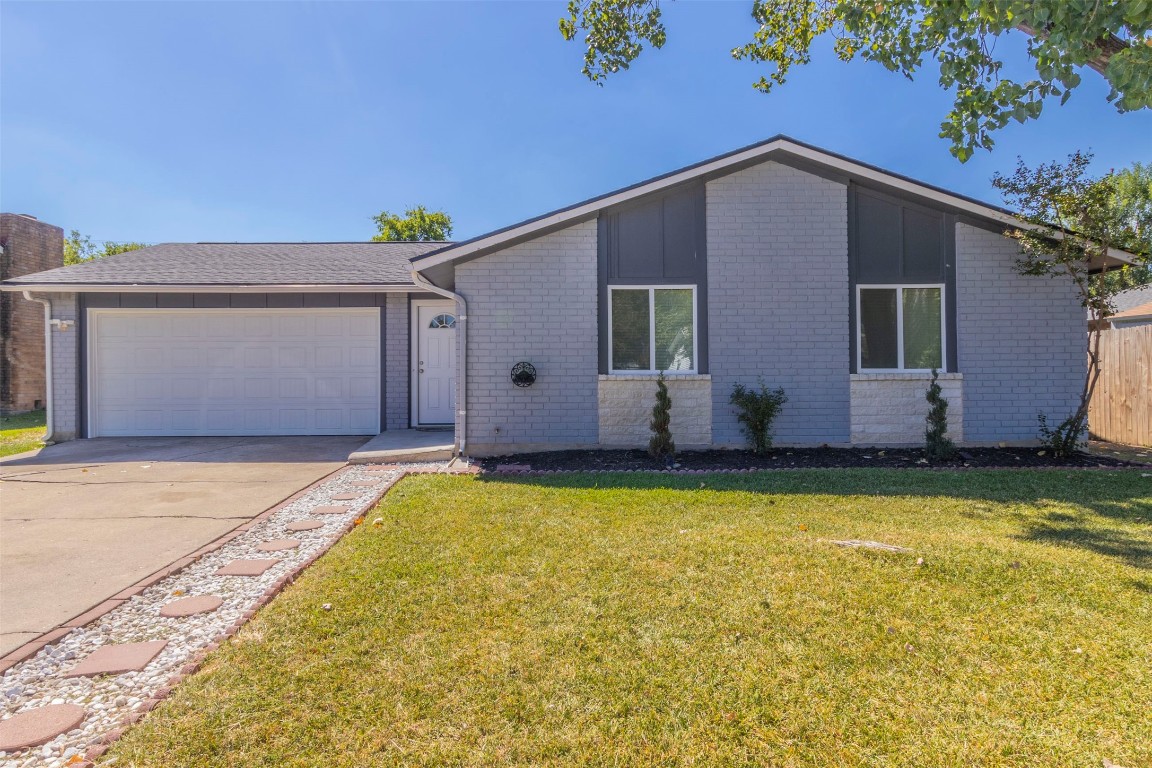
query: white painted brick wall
[
  {"left": 598, "top": 375, "right": 712, "bottom": 447},
  {"left": 706, "top": 161, "right": 851, "bottom": 446},
  {"left": 384, "top": 293, "right": 409, "bottom": 430},
  {"left": 850, "top": 373, "right": 963, "bottom": 444},
  {"left": 955, "top": 224, "right": 1083, "bottom": 442},
  {"left": 456, "top": 221, "right": 599, "bottom": 455},
  {"left": 49, "top": 293, "right": 79, "bottom": 440}
]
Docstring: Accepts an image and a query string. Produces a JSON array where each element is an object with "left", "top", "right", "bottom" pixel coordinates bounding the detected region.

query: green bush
[
  {"left": 924, "top": 369, "right": 957, "bottom": 461},
  {"left": 1038, "top": 412, "right": 1086, "bottom": 458},
  {"left": 729, "top": 380, "right": 787, "bottom": 454}
]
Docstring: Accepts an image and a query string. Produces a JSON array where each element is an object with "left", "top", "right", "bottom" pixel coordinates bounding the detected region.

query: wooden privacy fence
[{"left": 1089, "top": 324, "right": 1152, "bottom": 447}]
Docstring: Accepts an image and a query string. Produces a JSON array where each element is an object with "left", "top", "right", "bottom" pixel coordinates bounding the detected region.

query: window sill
[
  {"left": 600, "top": 373, "right": 711, "bottom": 381},
  {"left": 852, "top": 372, "right": 962, "bottom": 381}
]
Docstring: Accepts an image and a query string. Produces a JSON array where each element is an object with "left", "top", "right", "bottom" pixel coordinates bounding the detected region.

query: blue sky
[{"left": 2, "top": 1, "right": 1150, "bottom": 244}]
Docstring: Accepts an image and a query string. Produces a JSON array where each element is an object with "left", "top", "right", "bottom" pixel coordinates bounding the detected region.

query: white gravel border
[{"left": 0, "top": 462, "right": 444, "bottom": 767}]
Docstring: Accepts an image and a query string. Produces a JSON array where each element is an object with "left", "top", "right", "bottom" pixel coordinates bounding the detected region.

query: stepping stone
[
  {"left": 332, "top": 493, "right": 360, "bottom": 501},
  {"left": 350, "top": 480, "right": 380, "bottom": 487},
  {"left": 159, "top": 595, "right": 223, "bottom": 618},
  {"left": 256, "top": 538, "right": 301, "bottom": 552},
  {"left": 65, "top": 640, "right": 168, "bottom": 678},
  {"left": 215, "top": 559, "right": 280, "bottom": 576},
  {"left": 286, "top": 520, "right": 325, "bottom": 532},
  {"left": 0, "top": 704, "right": 87, "bottom": 751},
  {"left": 312, "top": 505, "right": 349, "bottom": 516}
]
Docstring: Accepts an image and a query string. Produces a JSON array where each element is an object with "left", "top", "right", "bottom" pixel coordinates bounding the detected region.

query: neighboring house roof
[
  {"left": 1111, "top": 300, "right": 1152, "bottom": 326},
  {"left": 1, "top": 241, "right": 448, "bottom": 293},
  {"left": 412, "top": 134, "right": 1139, "bottom": 272},
  {"left": 1111, "top": 285, "right": 1152, "bottom": 314}
]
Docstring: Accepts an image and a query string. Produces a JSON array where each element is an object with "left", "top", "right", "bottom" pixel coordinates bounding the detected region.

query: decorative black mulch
[{"left": 480, "top": 446, "right": 1150, "bottom": 472}]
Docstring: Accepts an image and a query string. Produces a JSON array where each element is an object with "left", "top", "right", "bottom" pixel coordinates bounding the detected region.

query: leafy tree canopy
[
  {"left": 63, "top": 230, "right": 148, "bottom": 266},
  {"left": 560, "top": 0, "right": 1152, "bottom": 161},
  {"left": 371, "top": 206, "right": 453, "bottom": 242}
]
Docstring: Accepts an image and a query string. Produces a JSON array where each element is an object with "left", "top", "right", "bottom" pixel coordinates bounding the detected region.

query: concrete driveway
[{"left": 0, "top": 436, "right": 368, "bottom": 657}]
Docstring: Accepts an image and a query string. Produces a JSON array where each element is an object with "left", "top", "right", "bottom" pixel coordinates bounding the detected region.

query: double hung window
[{"left": 609, "top": 287, "right": 696, "bottom": 373}]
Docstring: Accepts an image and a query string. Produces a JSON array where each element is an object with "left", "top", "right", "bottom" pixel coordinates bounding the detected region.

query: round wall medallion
[{"left": 511, "top": 362, "right": 537, "bottom": 387}]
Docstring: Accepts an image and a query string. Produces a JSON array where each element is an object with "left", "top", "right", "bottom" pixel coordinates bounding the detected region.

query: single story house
[{"left": 1, "top": 136, "right": 1136, "bottom": 455}]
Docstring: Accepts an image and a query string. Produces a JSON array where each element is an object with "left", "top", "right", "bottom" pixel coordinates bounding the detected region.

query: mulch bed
[{"left": 480, "top": 446, "right": 1150, "bottom": 472}]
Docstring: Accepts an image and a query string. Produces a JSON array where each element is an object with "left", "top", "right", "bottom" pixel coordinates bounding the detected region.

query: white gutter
[
  {"left": 22, "top": 292, "right": 55, "bottom": 443},
  {"left": 410, "top": 270, "right": 468, "bottom": 456},
  {"left": 0, "top": 283, "right": 417, "bottom": 294}
]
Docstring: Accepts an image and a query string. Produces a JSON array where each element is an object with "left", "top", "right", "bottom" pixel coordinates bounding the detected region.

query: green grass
[
  {"left": 105, "top": 470, "right": 1152, "bottom": 767},
  {"left": 0, "top": 409, "right": 45, "bottom": 457}
]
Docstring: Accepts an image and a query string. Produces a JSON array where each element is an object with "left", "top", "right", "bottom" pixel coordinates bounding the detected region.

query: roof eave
[
  {"left": 0, "top": 283, "right": 419, "bottom": 294},
  {"left": 411, "top": 137, "right": 1143, "bottom": 271}
]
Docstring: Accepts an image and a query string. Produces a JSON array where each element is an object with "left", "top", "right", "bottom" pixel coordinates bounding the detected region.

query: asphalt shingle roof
[
  {"left": 2, "top": 242, "right": 449, "bottom": 287},
  {"left": 1111, "top": 284, "right": 1152, "bottom": 314}
]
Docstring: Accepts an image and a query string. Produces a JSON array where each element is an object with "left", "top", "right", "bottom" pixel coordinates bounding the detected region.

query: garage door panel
[{"left": 91, "top": 309, "right": 380, "bottom": 436}]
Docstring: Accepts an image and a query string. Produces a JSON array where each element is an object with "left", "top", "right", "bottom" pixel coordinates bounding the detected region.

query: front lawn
[
  {"left": 0, "top": 408, "right": 45, "bottom": 457},
  {"left": 106, "top": 470, "right": 1151, "bottom": 767}
]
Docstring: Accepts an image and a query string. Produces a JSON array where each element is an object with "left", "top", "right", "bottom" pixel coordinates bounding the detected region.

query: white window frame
[
  {"left": 856, "top": 284, "right": 947, "bottom": 373},
  {"left": 607, "top": 285, "right": 698, "bottom": 375}
]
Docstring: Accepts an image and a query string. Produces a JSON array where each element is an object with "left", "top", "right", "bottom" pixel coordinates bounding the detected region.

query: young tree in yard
[
  {"left": 559, "top": 1, "right": 1152, "bottom": 160},
  {"left": 371, "top": 206, "right": 452, "bottom": 242},
  {"left": 63, "top": 230, "right": 148, "bottom": 265},
  {"left": 992, "top": 151, "right": 1147, "bottom": 457}
]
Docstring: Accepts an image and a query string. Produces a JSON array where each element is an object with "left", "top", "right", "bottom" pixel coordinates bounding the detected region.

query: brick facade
[
  {"left": 455, "top": 221, "right": 599, "bottom": 455},
  {"left": 955, "top": 223, "right": 1083, "bottom": 442},
  {"left": 0, "top": 214, "right": 63, "bottom": 414},
  {"left": 705, "top": 162, "right": 852, "bottom": 446}
]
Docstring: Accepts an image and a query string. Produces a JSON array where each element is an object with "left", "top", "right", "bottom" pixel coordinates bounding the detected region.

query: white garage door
[{"left": 89, "top": 309, "right": 380, "bottom": 436}]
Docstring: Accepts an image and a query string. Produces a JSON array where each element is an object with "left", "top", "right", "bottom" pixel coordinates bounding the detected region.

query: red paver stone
[
  {"left": 312, "top": 505, "right": 349, "bottom": 515},
  {"left": 332, "top": 493, "right": 360, "bottom": 500},
  {"left": 0, "top": 704, "right": 87, "bottom": 751},
  {"left": 350, "top": 480, "right": 380, "bottom": 487},
  {"left": 65, "top": 641, "right": 168, "bottom": 678},
  {"left": 215, "top": 559, "right": 280, "bottom": 576},
  {"left": 256, "top": 538, "right": 301, "bottom": 552},
  {"left": 286, "top": 520, "right": 325, "bottom": 531},
  {"left": 159, "top": 595, "right": 224, "bottom": 618}
]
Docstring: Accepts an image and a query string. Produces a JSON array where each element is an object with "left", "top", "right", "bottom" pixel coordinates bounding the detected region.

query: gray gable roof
[
  {"left": 1112, "top": 284, "right": 1152, "bottom": 313},
  {"left": 2, "top": 241, "right": 448, "bottom": 291}
]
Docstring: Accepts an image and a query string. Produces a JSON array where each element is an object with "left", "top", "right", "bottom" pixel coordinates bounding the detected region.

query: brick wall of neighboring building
[{"left": 0, "top": 214, "right": 64, "bottom": 414}]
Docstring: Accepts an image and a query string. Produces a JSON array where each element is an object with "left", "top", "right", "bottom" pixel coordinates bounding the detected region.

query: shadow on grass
[
  {"left": 471, "top": 469, "right": 1152, "bottom": 568},
  {"left": 1020, "top": 517, "right": 1152, "bottom": 570}
]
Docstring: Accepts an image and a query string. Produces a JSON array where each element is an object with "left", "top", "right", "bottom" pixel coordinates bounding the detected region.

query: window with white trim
[
  {"left": 609, "top": 286, "right": 696, "bottom": 373},
  {"left": 857, "top": 285, "right": 945, "bottom": 371}
]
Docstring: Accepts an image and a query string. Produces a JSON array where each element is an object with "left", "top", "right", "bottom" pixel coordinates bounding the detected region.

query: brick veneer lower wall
[
  {"left": 598, "top": 375, "right": 712, "bottom": 447},
  {"left": 850, "top": 373, "right": 963, "bottom": 445}
]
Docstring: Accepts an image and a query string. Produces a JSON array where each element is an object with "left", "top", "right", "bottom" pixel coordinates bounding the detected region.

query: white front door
[{"left": 415, "top": 302, "right": 456, "bottom": 425}]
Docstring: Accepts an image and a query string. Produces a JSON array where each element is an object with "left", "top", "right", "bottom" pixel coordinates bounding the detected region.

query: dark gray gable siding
[
  {"left": 77, "top": 292, "right": 393, "bottom": 438},
  {"left": 848, "top": 184, "right": 958, "bottom": 373},
  {"left": 596, "top": 184, "right": 709, "bottom": 373}
]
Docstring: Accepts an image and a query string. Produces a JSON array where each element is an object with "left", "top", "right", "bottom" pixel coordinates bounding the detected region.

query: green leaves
[
  {"left": 63, "top": 230, "right": 148, "bottom": 265},
  {"left": 558, "top": 0, "right": 1152, "bottom": 161},
  {"left": 371, "top": 206, "right": 453, "bottom": 242}
]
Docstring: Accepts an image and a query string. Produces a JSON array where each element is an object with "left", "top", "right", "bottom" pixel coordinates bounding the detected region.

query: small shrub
[
  {"left": 648, "top": 372, "right": 675, "bottom": 463},
  {"left": 1038, "top": 412, "right": 1086, "bottom": 458},
  {"left": 924, "top": 369, "right": 957, "bottom": 461},
  {"left": 730, "top": 379, "right": 787, "bottom": 454}
]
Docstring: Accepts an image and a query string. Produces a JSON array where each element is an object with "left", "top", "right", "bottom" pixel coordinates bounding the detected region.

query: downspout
[
  {"left": 22, "top": 291, "right": 55, "bottom": 443},
  {"left": 410, "top": 270, "right": 468, "bottom": 456}
]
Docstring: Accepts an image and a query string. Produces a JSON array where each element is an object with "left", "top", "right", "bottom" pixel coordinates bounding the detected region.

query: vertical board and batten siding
[
  {"left": 1090, "top": 325, "right": 1152, "bottom": 447},
  {"left": 454, "top": 221, "right": 600, "bottom": 454},
  {"left": 706, "top": 161, "right": 851, "bottom": 446},
  {"left": 954, "top": 224, "right": 1083, "bottom": 442}
]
